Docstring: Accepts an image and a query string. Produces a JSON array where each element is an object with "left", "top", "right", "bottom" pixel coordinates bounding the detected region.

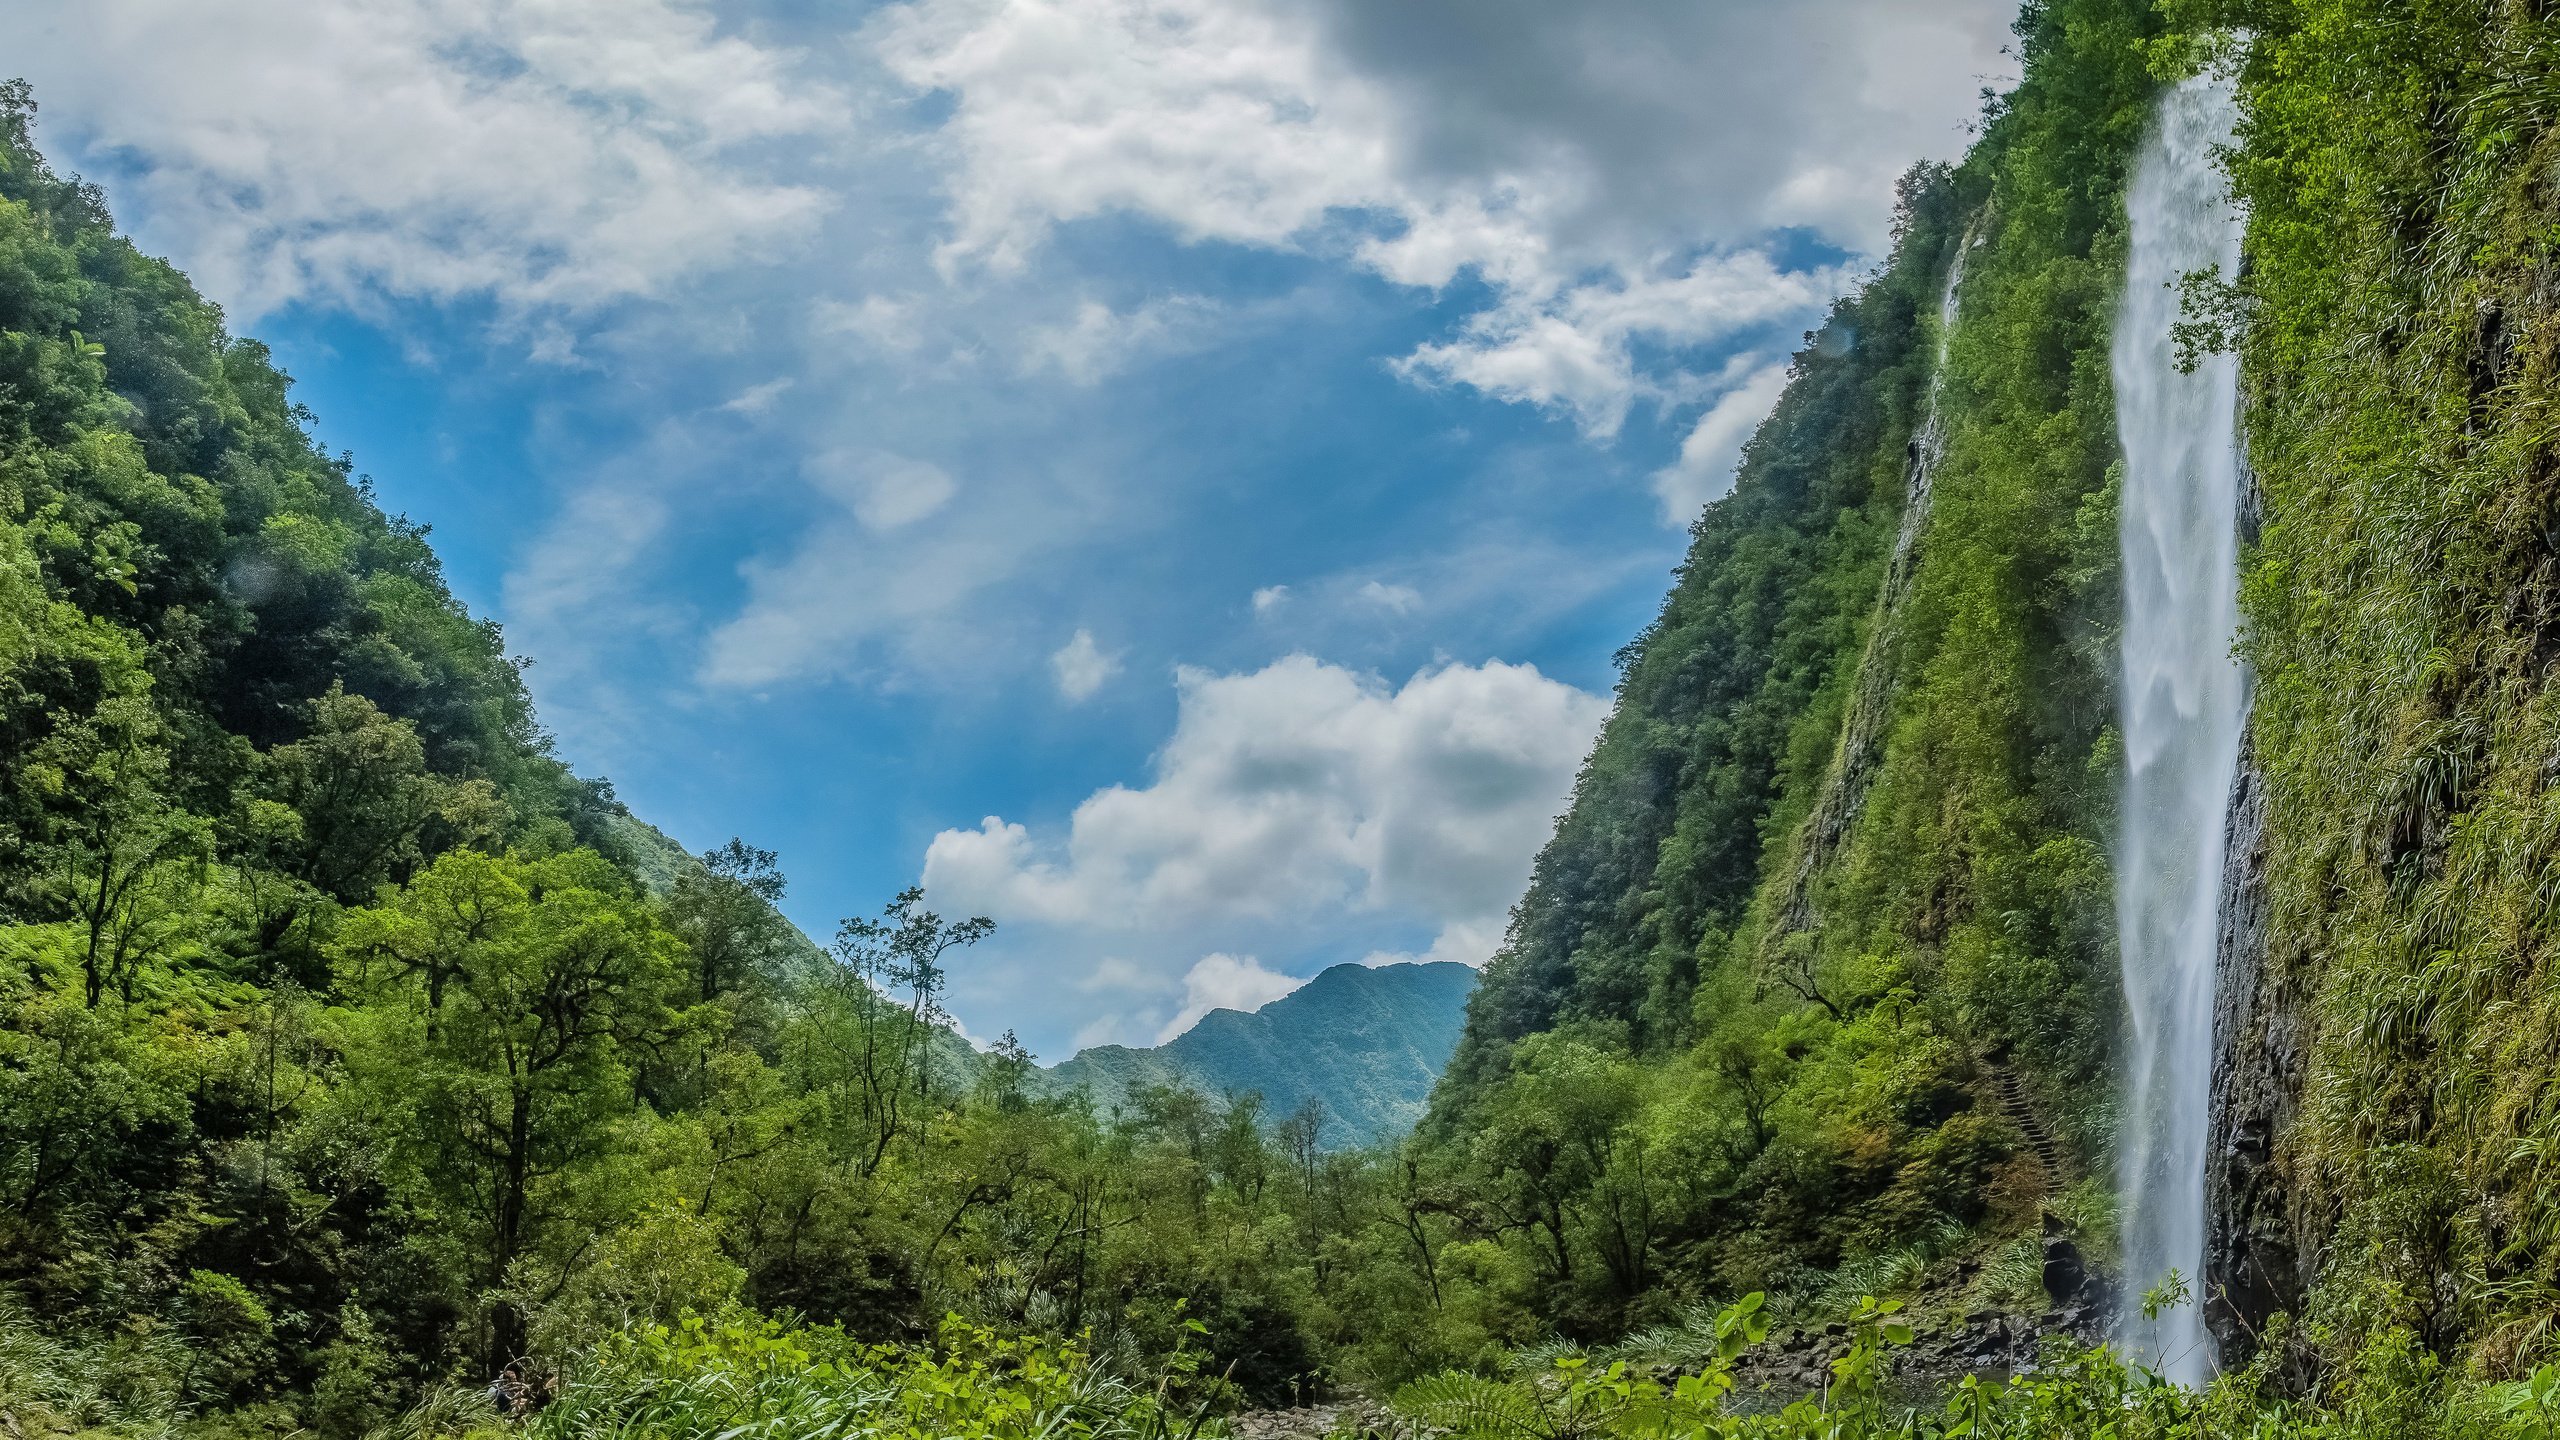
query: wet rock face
[{"left": 2203, "top": 743, "right": 2315, "bottom": 1367}]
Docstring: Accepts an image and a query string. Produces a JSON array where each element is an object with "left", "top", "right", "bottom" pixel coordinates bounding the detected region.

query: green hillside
[{"left": 1039, "top": 961, "right": 1477, "bottom": 1147}]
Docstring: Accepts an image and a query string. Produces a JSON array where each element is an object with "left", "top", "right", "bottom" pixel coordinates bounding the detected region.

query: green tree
[
  {"left": 666, "top": 837, "right": 792, "bottom": 1007},
  {"left": 263, "top": 682, "right": 481, "bottom": 902},
  {"left": 17, "top": 695, "right": 208, "bottom": 1006},
  {"left": 826, "top": 888, "right": 991, "bottom": 1175},
  {"left": 338, "top": 848, "right": 693, "bottom": 1366}
]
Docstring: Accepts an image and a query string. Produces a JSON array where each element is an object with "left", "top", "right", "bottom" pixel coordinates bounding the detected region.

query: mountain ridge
[{"left": 1036, "top": 959, "right": 1476, "bottom": 1146}]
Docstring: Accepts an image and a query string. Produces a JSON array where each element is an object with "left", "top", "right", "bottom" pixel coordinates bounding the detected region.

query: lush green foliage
[
  {"left": 1389, "top": 1336, "right": 2560, "bottom": 1440},
  {"left": 1412, "top": 0, "right": 2560, "bottom": 1413},
  {"left": 0, "top": 76, "right": 1454, "bottom": 1425},
  {"left": 522, "top": 1311, "right": 1215, "bottom": 1440},
  {"left": 0, "top": 0, "right": 2182, "bottom": 1422}
]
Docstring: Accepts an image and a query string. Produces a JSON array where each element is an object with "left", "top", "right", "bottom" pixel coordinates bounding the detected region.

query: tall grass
[{"left": 0, "top": 1292, "right": 188, "bottom": 1440}]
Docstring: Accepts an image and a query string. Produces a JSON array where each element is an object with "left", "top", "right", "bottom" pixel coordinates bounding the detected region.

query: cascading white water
[
  {"left": 2113, "top": 70, "right": 2247, "bottom": 1386},
  {"left": 1899, "top": 234, "right": 1971, "bottom": 549}
]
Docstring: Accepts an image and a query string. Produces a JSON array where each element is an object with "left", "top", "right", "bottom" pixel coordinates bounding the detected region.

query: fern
[{"left": 1392, "top": 1372, "right": 1564, "bottom": 1440}]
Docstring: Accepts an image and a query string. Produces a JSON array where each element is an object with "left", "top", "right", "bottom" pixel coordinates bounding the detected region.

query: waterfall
[
  {"left": 1896, "top": 232, "right": 1971, "bottom": 557},
  {"left": 2112, "top": 70, "right": 2247, "bottom": 1386}
]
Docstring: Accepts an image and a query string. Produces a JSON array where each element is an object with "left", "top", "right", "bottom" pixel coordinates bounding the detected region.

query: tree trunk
[{"left": 490, "top": 1088, "right": 533, "bottom": 1369}]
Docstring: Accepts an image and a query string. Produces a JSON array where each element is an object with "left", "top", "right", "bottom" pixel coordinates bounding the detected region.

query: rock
[
  {"left": 2203, "top": 740, "right": 2319, "bottom": 1375},
  {"left": 1230, "top": 1401, "right": 1394, "bottom": 1440},
  {"left": 2041, "top": 1213, "right": 2092, "bottom": 1305}
]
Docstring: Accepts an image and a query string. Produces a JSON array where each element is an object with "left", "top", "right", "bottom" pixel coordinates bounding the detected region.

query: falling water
[
  {"left": 1898, "top": 231, "right": 1972, "bottom": 554},
  {"left": 2113, "top": 70, "right": 2247, "bottom": 1386}
]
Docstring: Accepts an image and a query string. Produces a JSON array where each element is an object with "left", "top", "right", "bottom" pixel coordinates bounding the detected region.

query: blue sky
[{"left": 1, "top": 0, "right": 2015, "bottom": 1060}]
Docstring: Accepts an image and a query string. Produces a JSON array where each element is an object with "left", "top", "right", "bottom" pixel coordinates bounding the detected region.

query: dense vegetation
[
  {"left": 1418, "top": 0, "right": 2560, "bottom": 1428},
  {"left": 25, "top": 0, "right": 2560, "bottom": 1434},
  {"left": 2201, "top": 0, "right": 2560, "bottom": 1391}
]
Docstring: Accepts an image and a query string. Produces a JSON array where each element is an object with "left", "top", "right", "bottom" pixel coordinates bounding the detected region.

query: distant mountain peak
[{"left": 1035, "top": 961, "right": 1478, "bottom": 1147}]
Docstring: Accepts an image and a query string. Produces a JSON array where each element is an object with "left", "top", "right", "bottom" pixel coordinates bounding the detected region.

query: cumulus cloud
[
  {"left": 1251, "top": 585, "right": 1291, "bottom": 615},
  {"left": 1652, "top": 361, "right": 1794, "bottom": 523},
  {"left": 1050, "top": 629, "right": 1122, "bottom": 702},
  {"left": 873, "top": 0, "right": 1388, "bottom": 275},
  {"left": 1158, "top": 953, "right": 1307, "bottom": 1042},
  {"left": 922, "top": 653, "right": 1606, "bottom": 949},
  {"left": 1396, "top": 257, "right": 1842, "bottom": 437},
  {"left": 4, "top": 0, "right": 844, "bottom": 318}
]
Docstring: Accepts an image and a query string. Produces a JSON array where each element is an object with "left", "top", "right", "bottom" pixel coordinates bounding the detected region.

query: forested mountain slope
[
  {"left": 1040, "top": 961, "right": 1477, "bottom": 1147},
  {"left": 0, "top": 79, "right": 1353, "bottom": 1420},
  {"left": 1423, "top": 0, "right": 2154, "bottom": 1335},
  {"left": 2200, "top": 0, "right": 2560, "bottom": 1383}
]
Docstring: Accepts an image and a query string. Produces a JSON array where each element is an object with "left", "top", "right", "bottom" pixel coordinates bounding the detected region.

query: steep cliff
[{"left": 2204, "top": 0, "right": 2560, "bottom": 1379}]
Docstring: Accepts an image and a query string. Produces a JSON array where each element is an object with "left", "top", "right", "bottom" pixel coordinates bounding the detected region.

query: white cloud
[
  {"left": 1079, "top": 957, "right": 1147, "bottom": 992},
  {"left": 922, "top": 653, "right": 1606, "bottom": 950},
  {"left": 1396, "top": 257, "right": 1844, "bottom": 438},
  {"left": 1252, "top": 585, "right": 1291, "bottom": 615},
  {"left": 721, "top": 378, "right": 795, "bottom": 415},
  {"left": 1157, "top": 953, "right": 1307, "bottom": 1042},
  {"left": 1050, "top": 629, "right": 1122, "bottom": 701},
  {"left": 1358, "top": 580, "right": 1421, "bottom": 615},
  {"left": 817, "top": 294, "right": 929, "bottom": 354},
  {"left": 1653, "top": 361, "right": 1793, "bottom": 523},
  {"left": 1021, "top": 296, "right": 1218, "bottom": 384},
  {"left": 1358, "top": 917, "right": 1504, "bottom": 970},
  {"left": 873, "top": 0, "right": 1393, "bottom": 276},
  {"left": 698, "top": 452, "right": 1023, "bottom": 690},
  {"left": 807, "top": 450, "right": 958, "bottom": 532},
  {"left": 4, "top": 0, "right": 845, "bottom": 318}
]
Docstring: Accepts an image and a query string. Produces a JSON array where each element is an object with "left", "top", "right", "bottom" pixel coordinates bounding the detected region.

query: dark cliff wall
[{"left": 2203, "top": 735, "right": 2313, "bottom": 1368}]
